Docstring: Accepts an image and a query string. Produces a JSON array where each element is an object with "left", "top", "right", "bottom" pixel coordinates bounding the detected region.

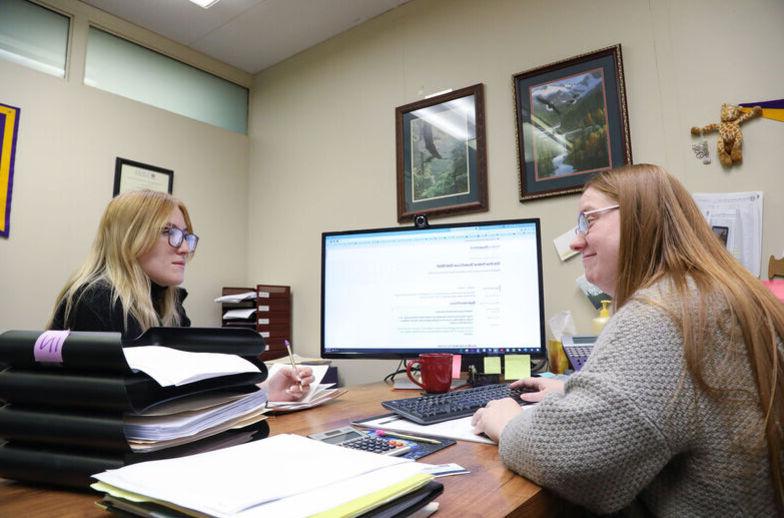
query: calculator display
[{"left": 321, "top": 429, "right": 363, "bottom": 445}]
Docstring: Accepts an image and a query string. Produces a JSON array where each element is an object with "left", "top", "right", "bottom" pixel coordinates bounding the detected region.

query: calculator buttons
[{"left": 339, "top": 434, "right": 412, "bottom": 456}]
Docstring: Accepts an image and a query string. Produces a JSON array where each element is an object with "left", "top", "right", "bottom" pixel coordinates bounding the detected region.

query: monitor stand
[{"left": 392, "top": 378, "right": 468, "bottom": 390}]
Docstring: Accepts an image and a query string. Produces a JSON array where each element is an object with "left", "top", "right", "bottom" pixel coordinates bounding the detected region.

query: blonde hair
[
  {"left": 47, "top": 190, "right": 195, "bottom": 333},
  {"left": 587, "top": 163, "right": 784, "bottom": 506}
]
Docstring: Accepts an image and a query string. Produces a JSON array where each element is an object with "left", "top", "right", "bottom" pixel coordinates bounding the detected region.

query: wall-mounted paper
[
  {"left": 693, "top": 192, "right": 762, "bottom": 277},
  {"left": 554, "top": 227, "right": 579, "bottom": 261}
]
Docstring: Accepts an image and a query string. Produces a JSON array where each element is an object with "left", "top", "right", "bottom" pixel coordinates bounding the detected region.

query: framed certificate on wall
[{"left": 113, "top": 157, "right": 173, "bottom": 196}]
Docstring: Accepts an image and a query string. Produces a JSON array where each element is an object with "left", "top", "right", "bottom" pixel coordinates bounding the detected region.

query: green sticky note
[
  {"left": 483, "top": 356, "right": 501, "bottom": 374},
  {"left": 504, "top": 354, "right": 530, "bottom": 380}
]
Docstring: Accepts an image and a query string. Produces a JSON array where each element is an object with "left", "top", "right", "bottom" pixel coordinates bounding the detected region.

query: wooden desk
[{"left": 0, "top": 382, "right": 560, "bottom": 517}]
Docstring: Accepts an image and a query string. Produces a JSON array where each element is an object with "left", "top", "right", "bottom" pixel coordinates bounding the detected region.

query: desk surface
[{"left": 0, "top": 382, "right": 561, "bottom": 517}]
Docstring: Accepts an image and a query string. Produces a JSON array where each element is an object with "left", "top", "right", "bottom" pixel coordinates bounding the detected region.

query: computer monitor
[{"left": 320, "top": 218, "right": 546, "bottom": 362}]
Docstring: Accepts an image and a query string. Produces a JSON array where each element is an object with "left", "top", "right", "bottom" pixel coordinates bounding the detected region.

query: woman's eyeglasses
[
  {"left": 575, "top": 205, "right": 619, "bottom": 236},
  {"left": 163, "top": 226, "right": 199, "bottom": 252}
]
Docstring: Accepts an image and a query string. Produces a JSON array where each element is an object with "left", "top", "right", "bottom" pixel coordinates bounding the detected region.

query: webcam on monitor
[{"left": 413, "top": 214, "right": 429, "bottom": 228}]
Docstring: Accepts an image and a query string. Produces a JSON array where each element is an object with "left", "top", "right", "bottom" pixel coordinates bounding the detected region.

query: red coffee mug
[{"left": 406, "top": 353, "right": 453, "bottom": 393}]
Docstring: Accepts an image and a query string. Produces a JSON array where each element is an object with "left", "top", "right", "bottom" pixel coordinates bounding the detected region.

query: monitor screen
[{"left": 320, "top": 218, "right": 546, "bottom": 359}]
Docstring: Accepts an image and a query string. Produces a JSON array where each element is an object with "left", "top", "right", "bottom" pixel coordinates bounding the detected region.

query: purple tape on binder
[{"left": 34, "top": 330, "right": 70, "bottom": 363}]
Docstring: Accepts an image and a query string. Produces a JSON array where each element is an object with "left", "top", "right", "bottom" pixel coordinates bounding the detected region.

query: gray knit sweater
[{"left": 499, "top": 281, "right": 779, "bottom": 516}]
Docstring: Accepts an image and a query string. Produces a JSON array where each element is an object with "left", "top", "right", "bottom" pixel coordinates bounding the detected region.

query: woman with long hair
[
  {"left": 49, "top": 189, "right": 312, "bottom": 401},
  {"left": 472, "top": 164, "right": 783, "bottom": 515}
]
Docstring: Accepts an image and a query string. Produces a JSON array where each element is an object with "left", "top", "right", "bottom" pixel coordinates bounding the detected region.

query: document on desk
[
  {"left": 92, "top": 433, "right": 429, "bottom": 517},
  {"left": 354, "top": 414, "right": 495, "bottom": 444}
]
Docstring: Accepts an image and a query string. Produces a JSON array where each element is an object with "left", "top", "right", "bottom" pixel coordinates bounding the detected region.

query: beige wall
[
  {"left": 249, "top": 0, "right": 784, "bottom": 385},
  {"left": 1, "top": 0, "right": 782, "bottom": 387},
  {"left": 0, "top": 0, "right": 251, "bottom": 333}
]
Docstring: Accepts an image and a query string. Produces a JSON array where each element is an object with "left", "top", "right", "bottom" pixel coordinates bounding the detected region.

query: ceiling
[{"left": 80, "top": 0, "right": 411, "bottom": 75}]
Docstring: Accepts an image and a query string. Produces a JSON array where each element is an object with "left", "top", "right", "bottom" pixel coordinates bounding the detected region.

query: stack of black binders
[{"left": 0, "top": 327, "right": 269, "bottom": 488}]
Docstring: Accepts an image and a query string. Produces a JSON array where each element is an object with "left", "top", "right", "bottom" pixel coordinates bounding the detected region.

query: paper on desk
[
  {"left": 265, "top": 387, "right": 346, "bottom": 412},
  {"left": 123, "top": 346, "right": 260, "bottom": 387},
  {"left": 354, "top": 414, "right": 495, "bottom": 444},
  {"left": 693, "top": 191, "right": 762, "bottom": 277},
  {"left": 93, "top": 434, "right": 419, "bottom": 517}
]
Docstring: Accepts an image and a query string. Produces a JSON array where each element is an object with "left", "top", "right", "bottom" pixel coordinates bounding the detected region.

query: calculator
[
  {"left": 561, "top": 335, "right": 596, "bottom": 371},
  {"left": 308, "top": 427, "right": 412, "bottom": 456}
]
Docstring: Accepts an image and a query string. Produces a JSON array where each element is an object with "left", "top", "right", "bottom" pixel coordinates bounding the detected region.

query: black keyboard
[{"left": 381, "top": 383, "right": 533, "bottom": 425}]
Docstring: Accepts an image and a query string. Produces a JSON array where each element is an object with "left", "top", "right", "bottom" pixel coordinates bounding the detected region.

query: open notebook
[{"left": 263, "top": 363, "right": 345, "bottom": 411}]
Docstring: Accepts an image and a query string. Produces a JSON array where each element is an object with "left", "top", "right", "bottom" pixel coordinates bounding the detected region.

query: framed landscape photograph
[
  {"left": 513, "top": 45, "right": 631, "bottom": 201},
  {"left": 113, "top": 158, "right": 173, "bottom": 197},
  {"left": 396, "top": 84, "right": 488, "bottom": 222}
]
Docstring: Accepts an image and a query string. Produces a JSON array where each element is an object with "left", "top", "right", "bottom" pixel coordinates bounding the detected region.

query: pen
[
  {"left": 374, "top": 429, "right": 441, "bottom": 444},
  {"left": 284, "top": 339, "right": 303, "bottom": 389}
]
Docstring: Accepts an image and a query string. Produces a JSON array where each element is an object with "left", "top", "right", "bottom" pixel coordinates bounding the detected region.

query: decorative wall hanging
[
  {"left": 0, "top": 102, "right": 21, "bottom": 239},
  {"left": 691, "top": 103, "right": 761, "bottom": 167},
  {"left": 513, "top": 44, "right": 632, "bottom": 201},
  {"left": 395, "top": 84, "right": 488, "bottom": 222}
]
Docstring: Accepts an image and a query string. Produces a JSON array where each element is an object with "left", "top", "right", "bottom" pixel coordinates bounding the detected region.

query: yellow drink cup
[{"left": 547, "top": 339, "right": 569, "bottom": 374}]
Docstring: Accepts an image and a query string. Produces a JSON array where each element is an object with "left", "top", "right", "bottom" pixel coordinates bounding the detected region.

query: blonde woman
[
  {"left": 49, "top": 190, "right": 312, "bottom": 401},
  {"left": 472, "top": 164, "right": 783, "bottom": 515}
]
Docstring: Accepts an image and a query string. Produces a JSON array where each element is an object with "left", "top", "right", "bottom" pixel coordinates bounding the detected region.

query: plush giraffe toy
[{"left": 691, "top": 103, "right": 761, "bottom": 167}]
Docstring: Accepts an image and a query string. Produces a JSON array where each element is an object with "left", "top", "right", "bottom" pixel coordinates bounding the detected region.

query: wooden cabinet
[{"left": 219, "top": 285, "right": 291, "bottom": 361}]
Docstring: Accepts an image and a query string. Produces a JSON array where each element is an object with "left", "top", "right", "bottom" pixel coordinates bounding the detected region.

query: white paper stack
[
  {"left": 93, "top": 434, "right": 434, "bottom": 517},
  {"left": 125, "top": 389, "right": 269, "bottom": 442},
  {"left": 121, "top": 346, "right": 269, "bottom": 452}
]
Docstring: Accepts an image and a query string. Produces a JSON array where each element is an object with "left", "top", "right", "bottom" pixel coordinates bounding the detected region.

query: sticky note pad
[
  {"left": 504, "top": 354, "right": 530, "bottom": 380},
  {"left": 451, "top": 354, "right": 462, "bottom": 378},
  {"left": 483, "top": 356, "right": 501, "bottom": 374}
]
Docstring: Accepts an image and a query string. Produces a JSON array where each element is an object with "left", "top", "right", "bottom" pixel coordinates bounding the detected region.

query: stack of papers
[
  {"left": 264, "top": 364, "right": 346, "bottom": 412},
  {"left": 121, "top": 347, "right": 269, "bottom": 452},
  {"left": 125, "top": 390, "right": 269, "bottom": 450},
  {"left": 92, "top": 434, "right": 434, "bottom": 517}
]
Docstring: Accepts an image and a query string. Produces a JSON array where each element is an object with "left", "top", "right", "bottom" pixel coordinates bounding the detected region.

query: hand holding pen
[
  {"left": 265, "top": 340, "right": 314, "bottom": 402},
  {"left": 285, "top": 340, "right": 303, "bottom": 390}
]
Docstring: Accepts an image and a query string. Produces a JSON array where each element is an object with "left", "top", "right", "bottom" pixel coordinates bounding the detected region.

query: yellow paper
[
  {"left": 504, "top": 354, "right": 530, "bottom": 380},
  {"left": 483, "top": 356, "right": 501, "bottom": 374},
  {"left": 312, "top": 473, "right": 433, "bottom": 518}
]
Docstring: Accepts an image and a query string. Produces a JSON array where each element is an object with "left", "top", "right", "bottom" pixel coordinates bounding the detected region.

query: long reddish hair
[{"left": 587, "top": 164, "right": 783, "bottom": 506}]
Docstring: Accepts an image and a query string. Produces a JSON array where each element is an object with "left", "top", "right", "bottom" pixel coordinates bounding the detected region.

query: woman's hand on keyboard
[
  {"left": 471, "top": 398, "right": 523, "bottom": 443},
  {"left": 510, "top": 377, "right": 565, "bottom": 403}
]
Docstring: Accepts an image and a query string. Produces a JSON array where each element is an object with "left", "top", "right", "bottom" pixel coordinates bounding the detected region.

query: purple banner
[
  {"left": 34, "top": 330, "right": 70, "bottom": 364},
  {"left": 739, "top": 99, "right": 784, "bottom": 109},
  {"left": 0, "top": 102, "right": 21, "bottom": 239}
]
